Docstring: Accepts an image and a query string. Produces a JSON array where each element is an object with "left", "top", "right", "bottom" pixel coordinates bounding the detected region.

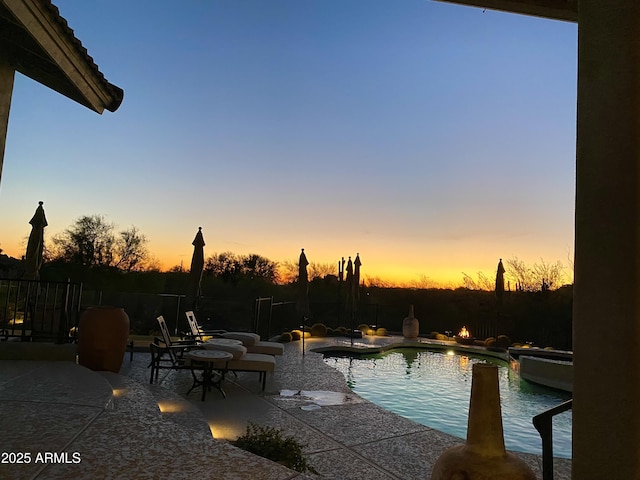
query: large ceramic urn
[
  {"left": 78, "top": 306, "right": 130, "bottom": 373},
  {"left": 402, "top": 304, "right": 419, "bottom": 339},
  {"left": 431, "top": 363, "right": 536, "bottom": 480}
]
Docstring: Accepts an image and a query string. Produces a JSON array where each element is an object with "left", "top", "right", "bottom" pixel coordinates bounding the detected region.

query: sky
[{"left": 0, "top": 0, "right": 578, "bottom": 287}]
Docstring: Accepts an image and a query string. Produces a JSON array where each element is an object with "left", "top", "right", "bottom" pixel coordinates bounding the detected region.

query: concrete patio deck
[{"left": 1, "top": 335, "right": 571, "bottom": 479}]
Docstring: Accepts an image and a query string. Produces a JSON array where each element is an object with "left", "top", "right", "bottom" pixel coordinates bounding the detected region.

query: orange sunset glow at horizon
[{"left": 0, "top": 212, "right": 574, "bottom": 290}]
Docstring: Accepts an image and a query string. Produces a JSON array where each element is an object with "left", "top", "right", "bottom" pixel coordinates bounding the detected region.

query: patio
[{"left": 1, "top": 336, "right": 571, "bottom": 479}]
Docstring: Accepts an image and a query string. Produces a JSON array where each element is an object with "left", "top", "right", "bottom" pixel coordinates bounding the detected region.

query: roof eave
[
  {"left": 434, "top": 0, "right": 578, "bottom": 23},
  {"left": 2, "top": 0, "right": 123, "bottom": 113}
]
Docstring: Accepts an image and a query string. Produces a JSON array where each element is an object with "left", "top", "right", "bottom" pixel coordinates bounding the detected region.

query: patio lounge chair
[
  {"left": 157, "top": 314, "right": 276, "bottom": 391},
  {"left": 150, "top": 316, "right": 233, "bottom": 400},
  {"left": 149, "top": 315, "right": 200, "bottom": 384},
  {"left": 185, "top": 311, "right": 284, "bottom": 356}
]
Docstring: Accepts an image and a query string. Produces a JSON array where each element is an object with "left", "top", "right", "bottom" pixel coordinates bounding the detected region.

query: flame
[{"left": 458, "top": 326, "right": 470, "bottom": 338}]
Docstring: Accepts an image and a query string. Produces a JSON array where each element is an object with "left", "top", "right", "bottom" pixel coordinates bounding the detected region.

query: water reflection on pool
[{"left": 323, "top": 348, "right": 572, "bottom": 458}]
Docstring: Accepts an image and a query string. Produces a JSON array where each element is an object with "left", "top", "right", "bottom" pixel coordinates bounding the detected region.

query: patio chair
[
  {"left": 149, "top": 315, "right": 199, "bottom": 384},
  {"left": 161, "top": 313, "right": 276, "bottom": 391},
  {"left": 185, "top": 311, "right": 284, "bottom": 356},
  {"left": 150, "top": 316, "right": 233, "bottom": 399},
  {"left": 183, "top": 310, "right": 225, "bottom": 342}
]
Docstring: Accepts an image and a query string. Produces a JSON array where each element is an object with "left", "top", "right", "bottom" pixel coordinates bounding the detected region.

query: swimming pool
[{"left": 323, "top": 348, "right": 572, "bottom": 458}]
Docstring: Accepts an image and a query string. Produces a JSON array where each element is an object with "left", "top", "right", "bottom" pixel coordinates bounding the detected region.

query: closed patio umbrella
[
  {"left": 296, "top": 248, "right": 310, "bottom": 317},
  {"left": 344, "top": 256, "right": 354, "bottom": 309},
  {"left": 23, "top": 201, "right": 47, "bottom": 281},
  {"left": 296, "top": 248, "right": 310, "bottom": 355},
  {"left": 353, "top": 253, "right": 361, "bottom": 310},
  {"left": 189, "top": 227, "right": 205, "bottom": 310},
  {"left": 495, "top": 258, "right": 505, "bottom": 305}
]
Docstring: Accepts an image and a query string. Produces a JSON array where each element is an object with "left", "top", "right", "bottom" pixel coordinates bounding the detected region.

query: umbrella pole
[
  {"left": 350, "top": 308, "right": 354, "bottom": 347},
  {"left": 301, "top": 315, "right": 306, "bottom": 356},
  {"left": 175, "top": 295, "right": 182, "bottom": 336}
]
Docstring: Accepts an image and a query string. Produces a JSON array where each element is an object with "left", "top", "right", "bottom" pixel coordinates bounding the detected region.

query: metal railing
[
  {"left": 253, "top": 296, "right": 274, "bottom": 338},
  {"left": 254, "top": 297, "right": 299, "bottom": 339},
  {"left": 533, "top": 399, "right": 573, "bottom": 480},
  {"left": 0, "top": 278, "right": 83, "bottom": 343}
]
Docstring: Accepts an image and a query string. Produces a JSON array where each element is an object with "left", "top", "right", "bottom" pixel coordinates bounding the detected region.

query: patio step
[
  {"left": 99, "top": 371, "right": 213, "bottom": 442},
  {"left": 89, "top": 372, "right": 300, "bottom": 479}
]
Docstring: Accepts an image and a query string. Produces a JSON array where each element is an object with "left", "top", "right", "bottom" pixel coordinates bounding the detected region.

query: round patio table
[{"left": 186, "top": 349, "right": 233, "bottom": 401}]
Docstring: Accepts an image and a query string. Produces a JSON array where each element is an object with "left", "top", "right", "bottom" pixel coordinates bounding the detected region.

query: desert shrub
[
  {"left": 290, "top": 329, "right": 301, "bottom": 341},
  {"left": 356, "top": 323, "right": 374, "bottom": 335},
  {"left": 484, "top": 337, "right": 496, "bottom": 347},
  {"left": 336, "top": 326, "right": 348, "bottom": 335},
  {"left": 233, "top": 423, "right": 318, "bottom": 474},
  {"left": 429, "top": 331, "right": 440, "bottom": 339},
  {"left": 280, "top": 332, "right": 293, "bottom": 343},
  {"left": 310, "top": 323, "right": 327, "bottom": 337},
  {"left": 496, "top": 335, "right": 512, "bottom": 348},
  {"left": 435, "top": 333, "right": 448, "bottom": 341},
  {"left": 375, "top": 327, "right": 388, "bottom": 336},
  {"left": 544, "top": 346, "right": 555, "bottom": 350},
  {"left": 474, "top": 339, "right": 485, "bottom": 346}
]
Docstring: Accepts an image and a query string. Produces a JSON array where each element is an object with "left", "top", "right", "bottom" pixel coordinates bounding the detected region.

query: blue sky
[{"left": 0, "top": 0, "right": 577, "bottom": 286}]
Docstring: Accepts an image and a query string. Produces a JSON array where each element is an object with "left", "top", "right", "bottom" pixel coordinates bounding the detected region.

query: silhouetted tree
[
  {"left": 205, "top": 252, "right": 278, "bottom": 283},
  {"left": 461, "top": 271, "right": 493, "bottom": 291},
  {"left": 50, "top": 215, "right": 150, "bottom": 271},
  {"left": 242, "top": 253, "right": 278, "bottom": 282},
  {"left": 505, "top": 256, "right": 566, "bottom": 291},
  {"left": 114, "top": 226, "right": 149, "bottom": 272},
  {"left": 308, "top": 262, "right": 336, "bottom": 281},
  {"left": 278, "top": 260, "right": 297, "bottom": 284},
  {"left": 51, "top": 215, "right": 114, "bottom": 267},
  {"left": 205, "top": 252, "right": 242, "bottom": 282},
  {"left": 279, "top": 259, "right": 336, "bottom": 283}
]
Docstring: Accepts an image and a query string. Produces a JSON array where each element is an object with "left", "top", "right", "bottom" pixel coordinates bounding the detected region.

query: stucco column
[
  {"left": 574, "top": 1, "right": 640, "bottom": 478},
  {"left": 0, "top": 44, "right": 15, "bottom": 187}
]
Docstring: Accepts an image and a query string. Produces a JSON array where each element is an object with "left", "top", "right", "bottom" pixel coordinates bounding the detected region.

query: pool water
[{"left": 323, "top": 348, "right": 572, "bottom": 458}]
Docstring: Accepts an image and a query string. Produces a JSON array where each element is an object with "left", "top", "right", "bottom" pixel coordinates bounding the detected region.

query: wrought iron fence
[
  {"left": 261, "top": 299, "right": 380, "bottom": 338},
  {"left": 0, "top": 278, "right": 83, "bottom": 343}
]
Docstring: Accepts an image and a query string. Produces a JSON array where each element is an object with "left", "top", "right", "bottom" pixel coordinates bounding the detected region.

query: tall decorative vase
[
  {"left": 402, "top": 304, "right": 419, "bottom": 339},
  {"left": 431, "top": 363, "right": 536, "bottom": 480},
  {"left": 78, "top": 306, "right": 130, "bottom": 373}
]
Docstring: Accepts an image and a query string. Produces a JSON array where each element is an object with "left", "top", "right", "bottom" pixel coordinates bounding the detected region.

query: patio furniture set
[{"left": 149, "top": 311, "right": 283, "bottom": 400}]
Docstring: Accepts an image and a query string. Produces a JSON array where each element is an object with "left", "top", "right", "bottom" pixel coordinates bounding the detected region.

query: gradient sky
[{"left": 0, "top": 0, "right": 577, "bottom": 287}]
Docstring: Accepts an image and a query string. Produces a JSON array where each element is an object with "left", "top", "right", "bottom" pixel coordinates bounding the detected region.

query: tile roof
[
  {"left": 0, "top": 0, "right": 123, "bottom": 112},
  {"left": 39, "top": 0, "right": 123, "bottom": 111}
]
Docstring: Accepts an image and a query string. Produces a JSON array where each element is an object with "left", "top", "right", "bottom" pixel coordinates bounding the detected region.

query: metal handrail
[{"left": 532, "top": 399, "right": 573, "bottom": 480}]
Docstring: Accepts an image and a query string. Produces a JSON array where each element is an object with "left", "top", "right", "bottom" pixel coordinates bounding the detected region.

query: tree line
[
  {"left": 36, "top": 214, "right": 570, "bottom": 291},
  {"left": 461, "top": 257, "right": 567, "bottom": 292}
]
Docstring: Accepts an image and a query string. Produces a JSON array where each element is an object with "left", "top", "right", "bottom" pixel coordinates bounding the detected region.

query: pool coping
[{"left": 309, "top": 337, "right": 511, "bottom": 362}]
